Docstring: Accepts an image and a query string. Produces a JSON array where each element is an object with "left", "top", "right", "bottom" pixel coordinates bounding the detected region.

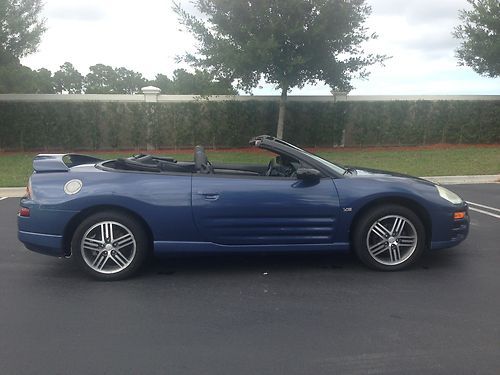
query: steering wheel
[
  {"left": 265, "top": 158, "right": 277, "bottom": 176},
  {"left": 266, "top": 157, "right": 296, "bottom": 177}
]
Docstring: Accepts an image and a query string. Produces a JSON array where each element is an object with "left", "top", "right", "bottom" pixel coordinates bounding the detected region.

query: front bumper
[{"left": 430, "top": 205, "right": 470, "bottom": 250}]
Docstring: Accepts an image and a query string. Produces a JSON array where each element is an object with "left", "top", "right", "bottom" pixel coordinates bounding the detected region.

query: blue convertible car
[{"left": 18, "top": 135, "right": 469, "bottom": 280}]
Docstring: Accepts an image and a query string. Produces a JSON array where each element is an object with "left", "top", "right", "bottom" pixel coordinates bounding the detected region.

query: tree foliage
[
  {"left": 0, "top": 64, "right": 55, "bottom": 93},
  {"left": 32, "top": 68, "right": 54, "bottom": 93},
  {"left": 153, "top": 68, "right": 237, "bottom": 95},
  {"left": 0, "top": 61, "right": 238, "bottom": 94},
  {"left": 53, "top": 62, "right": 84, "bottom": 93},
  {"left": 114, "top": 67, "right": 148, "bottom": 94},
  {"left": 174, "top": 0, "right": 385, "bottom": 137},
  {"left": 0, "top": 63, "right": 35, "bottom": 92},
  {"left": 454, "top": 0, "right": 500, "bottom": 77},
  {"left": 84, "top": 64, "right": 147, "bottom": 94},
  {"left": 0, "top": 0, "right": 46, "bottom": 61}
]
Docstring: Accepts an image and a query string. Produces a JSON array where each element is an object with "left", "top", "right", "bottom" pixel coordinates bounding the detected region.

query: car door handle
[{"left": 197, "top": 192, "right": 220, "bottom": 201}]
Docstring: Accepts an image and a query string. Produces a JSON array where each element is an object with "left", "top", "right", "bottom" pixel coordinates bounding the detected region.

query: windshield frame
[
  {"left": 271, "top": 138, "right": 347, "bottom": 175},
  {"left": 255, "top": 136, "right": 347, "bottom": 178},
  {"left": 297, "top": 148, "right": 347, "bottom": 176}
]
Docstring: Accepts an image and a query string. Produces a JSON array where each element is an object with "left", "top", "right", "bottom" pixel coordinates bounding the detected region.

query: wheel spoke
[
  {"left": 92, "top": 252, "right": 108, "bottom": 270},
  {"left": 82, "top": 238, "right": 101, "bottom": 251},
  {"left": 372, "top": 222, "right": 390, "bottom": 239},
  {"left": 391, "top": 217, "right": 406, "bottom": 235},
  {"left": 110, "top": 250, "right": 129, "bottom": 268},
  {"left": 369, "top": 240, "right": 389, "bottom": 256},
  {"left": 100, "top": 224, "right": 106, "bottom": 241},
  {"left": 85, "top": 237, "right": 104, "bottom": 245},
  {"left": 398, "top": 236, "right": 416, "bottom": 247},
  {"left": 115, "top": 234, "right": 134, "bottom": 250},
  {"left": 390, "top": 246, "right": 401, "bottom": 262},
  {"left": 101, "top": 222, "right": 113, "bottom": 242},
  {"left": 108, "top": 223, "right": 114, "bottom": 241}
]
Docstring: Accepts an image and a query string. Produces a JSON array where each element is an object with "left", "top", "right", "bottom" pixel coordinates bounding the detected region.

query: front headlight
[{"left": 436, "top": 186, "right": 463, "bottom": 204}]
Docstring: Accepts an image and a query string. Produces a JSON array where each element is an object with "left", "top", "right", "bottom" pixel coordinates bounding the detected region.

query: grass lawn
[{"left": 0, "top": 146, "right": 499, "bottom": 187}]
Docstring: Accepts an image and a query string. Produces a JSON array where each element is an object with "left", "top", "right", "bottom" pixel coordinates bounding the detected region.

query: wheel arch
[
  {"left": 62, "top": 205, "right": 154, "bottom": 256},
  {"left": 350, "top": 196, "right": 432, "bottom": 246}
]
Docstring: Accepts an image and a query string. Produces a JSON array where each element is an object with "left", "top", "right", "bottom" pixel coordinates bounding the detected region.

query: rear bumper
[
  {"left": 18, "top": 230, "right": 65, "bottom": 257},
  {"left": 17, "top": 200, "right": 77, "bottom": 257}
]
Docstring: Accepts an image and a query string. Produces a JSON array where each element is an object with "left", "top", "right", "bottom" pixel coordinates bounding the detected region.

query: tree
[
  {"left": 114, "top": 67, "right": 147, "bottom": 94},
  {"left": 85, "top": 64, "right": 146, "bottom": 94},
  {"left": 453, "top": 0, "right": 500, "bottom": 78},
  {"left": 153, "top": 73, "right": 173, "bottom": 93},
  {"left": 0, "top": 65, "right": 54, "bottom": 94},
  {"left": 0, "top": 0, "right": 46, "bottom": 93},
  {"left": 152, "top": 69, "right": 237, "bottom": 95},
  {"left": 171, "top": 69, "right": 237, "bottom": 95},
  {"left": 84, "top": 64, "right": 118, "bottom": 94},
  {"left": 0, "top": 64, "right": 36, "bottom": 92},
  {"left": 0, "top": 0, "right": 46, "bottom": 61},
  {"left": 53, "top": 62, "right": 84, "bottom": 93},
  {"left": 33, "top": 68, "right": 55, "bottom": 93},
  {"left": 174, "top": 0, "right": 385, "bottom": 138}
]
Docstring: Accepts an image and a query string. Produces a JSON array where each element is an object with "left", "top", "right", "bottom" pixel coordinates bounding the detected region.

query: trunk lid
[{"left": 33, "top": 154, "right": 103, "bottom": 173}]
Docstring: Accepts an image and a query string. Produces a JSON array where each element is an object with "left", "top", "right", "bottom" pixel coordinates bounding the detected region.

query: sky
[{"left": 21, "top": 0, "right": 500, "bottom": 95}]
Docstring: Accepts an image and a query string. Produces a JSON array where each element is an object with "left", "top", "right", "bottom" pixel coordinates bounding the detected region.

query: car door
[{"left": 191, "top": 174, "right": 341, "bottom": 245}]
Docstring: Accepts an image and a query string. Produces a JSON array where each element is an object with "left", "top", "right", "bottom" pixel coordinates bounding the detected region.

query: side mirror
[{"left": 296, "top": 168, "right": 321, "bottom": 181}]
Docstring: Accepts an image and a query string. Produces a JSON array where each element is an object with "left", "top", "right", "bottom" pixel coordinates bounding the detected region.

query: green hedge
[{"left": 0, "top": 100, "right": 499, "bottom": 151}]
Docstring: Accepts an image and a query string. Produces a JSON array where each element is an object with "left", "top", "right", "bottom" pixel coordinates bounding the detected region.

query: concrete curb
[
  {"left": 422, "top": 174, "right": 500, "bottom": 185},
  {"left": 0, "top": 188, "right": 25, "bottom": 197},
  {"left": 1, "top": 174, "right": 499, "bottom": 198}
]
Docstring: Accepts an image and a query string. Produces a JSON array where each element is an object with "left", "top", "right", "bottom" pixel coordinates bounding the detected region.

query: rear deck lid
[{"left": 33, "top": 154, "right": 103, "bottom": 172}]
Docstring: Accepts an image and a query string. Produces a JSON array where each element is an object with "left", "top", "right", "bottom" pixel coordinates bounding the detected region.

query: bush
[{"left": 0, "top": 99, "right": 498, "bottom": 151}]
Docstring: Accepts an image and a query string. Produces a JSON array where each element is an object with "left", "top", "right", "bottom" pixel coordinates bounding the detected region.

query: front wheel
[
  {"left": 71, "top": 211, "right": 149, "bottom": 280},
  {"left": 352, "top": 205, "right": 426, "bottom": 271}
]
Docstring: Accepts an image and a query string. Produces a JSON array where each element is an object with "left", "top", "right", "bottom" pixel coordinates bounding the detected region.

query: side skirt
[{"left": 153, "top": 241, "right": 350, "bottom": 255}]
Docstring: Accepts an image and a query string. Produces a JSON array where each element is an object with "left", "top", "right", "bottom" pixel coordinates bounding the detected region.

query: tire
[
  {"left": 352, "top": 204, "right": 426, "bottom": 271},
  {"left": 71, "top": 211, "right": 149, "bottom": 280}
]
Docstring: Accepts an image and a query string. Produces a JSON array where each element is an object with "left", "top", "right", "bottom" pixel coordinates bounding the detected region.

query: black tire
[
  {"left": 352, "top": 204, "right": 426, "bottom": 271},
  {"left": 71, "top": 210, "right": 149, "bottom": 280}
]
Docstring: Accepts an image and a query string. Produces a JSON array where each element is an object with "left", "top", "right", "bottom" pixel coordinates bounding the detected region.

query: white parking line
[
  {"left": 0, "top": 197, "right": 8, "bottom": 201},
  {"left": 469, "top": 207, "right": 500, "bottom": 219},
  {"left": 467, "top": 201, "right": 500, "bottom": 213}
]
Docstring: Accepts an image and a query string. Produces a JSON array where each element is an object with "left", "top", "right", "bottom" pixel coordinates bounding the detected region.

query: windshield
[
  {"left": 271, "top": 138, "right": 347, "bottom": 175},
  {"left": 266, "top": 139, "right": 347, "bottom": 175},
  {"left": 300, "top": 149, "right": 347, "bottom": 175}
]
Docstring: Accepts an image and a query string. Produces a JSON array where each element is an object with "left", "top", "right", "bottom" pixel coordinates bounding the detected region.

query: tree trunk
[{"left": 276, "top": 87, "right": 287, "bottom": 139}]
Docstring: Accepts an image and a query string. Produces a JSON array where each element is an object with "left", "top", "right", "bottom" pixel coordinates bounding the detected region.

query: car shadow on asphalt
[
  {"left": 147, "top": 248, "right": 463, "bottom": 278},
  {"left": 25, "top": 248, "right": 463, "bottom": 281},
  {"left": 150, "top": 251, "right": 358, "bottom": 277}
]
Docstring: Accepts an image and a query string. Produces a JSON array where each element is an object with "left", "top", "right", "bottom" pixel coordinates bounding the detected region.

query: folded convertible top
[{"left": 114, "top": 156, "right": 193, "bottom": 173}]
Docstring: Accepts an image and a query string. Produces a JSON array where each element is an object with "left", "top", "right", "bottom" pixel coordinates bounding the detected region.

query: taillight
[{"left": 19, "top": 207, "right": 30, "bottom": 217}]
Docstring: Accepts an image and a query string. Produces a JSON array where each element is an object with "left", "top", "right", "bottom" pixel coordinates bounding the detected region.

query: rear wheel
[
  {"left": 71, "top": 211, "right": 149, "bottom": 280},
  {"left": 353, "top": 204, "right": 426, "bottom": 271}
]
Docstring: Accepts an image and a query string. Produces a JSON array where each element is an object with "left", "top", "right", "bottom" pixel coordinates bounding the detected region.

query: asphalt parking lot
[{"left": 1, "top": 184, "right": 499, "bottom": 375}]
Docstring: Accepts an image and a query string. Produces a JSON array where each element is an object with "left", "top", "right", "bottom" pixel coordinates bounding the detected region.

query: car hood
[{"left": 345, "top": 166, "right": 436, "bottom": 186}]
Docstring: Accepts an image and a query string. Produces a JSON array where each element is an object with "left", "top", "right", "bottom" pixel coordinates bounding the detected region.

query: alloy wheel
[
  {"left": 80, "top": 221, "right": 137, "bottom": 274},
  {"left": 365, "top": 215, "right": 418, "bottom": 266}
]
